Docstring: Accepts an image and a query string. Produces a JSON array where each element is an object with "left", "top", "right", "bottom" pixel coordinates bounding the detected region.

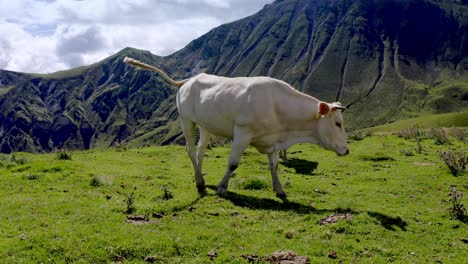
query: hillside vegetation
[
  {"left": 369, "top": 112, "right": 468, "bottom": 132},
  {"left": 1, "top": 133, "right": 467, "bottom": 263}
]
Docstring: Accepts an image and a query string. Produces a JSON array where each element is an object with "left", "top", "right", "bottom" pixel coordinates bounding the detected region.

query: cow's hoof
[
  {"left": 197, "top": 184, "right": 206, "bottom": 193},
  {"left": 276, "top": 192, "right": 287, "bottom": 200},
  {"left": 216, "top": 187, "right": 227, "bottom": 197}
]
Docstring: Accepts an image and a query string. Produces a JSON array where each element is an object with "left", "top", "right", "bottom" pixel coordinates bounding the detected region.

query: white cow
[{"left": 124, "top": 57, "right": 349, "bottom": 198}]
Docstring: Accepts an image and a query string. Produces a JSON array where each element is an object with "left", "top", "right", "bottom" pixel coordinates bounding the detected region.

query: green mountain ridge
[
  {"left": 367, "top": 111, "right": 468, "bottom": 132},
  {"left": 0, "top": 0, "right": 467, "bottom": 153}
]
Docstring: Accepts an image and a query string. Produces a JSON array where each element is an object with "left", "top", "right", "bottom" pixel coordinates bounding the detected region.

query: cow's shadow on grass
[
  {"left": 368, "top": 211, "right": 408, "bottom": 231},
  {"left": 204, "top": 185, "right": 407, "bottom": 231},
  {"left": 206, "top": 185, "right": 351, "bottom": 215},
  {"left": 281, "top": 158, "right": 318, "bottom": 175}
]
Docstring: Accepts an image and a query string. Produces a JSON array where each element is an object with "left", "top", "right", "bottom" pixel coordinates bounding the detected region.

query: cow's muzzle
[{"left": 338, "top": 148, "right": 349, "bottom": 156}]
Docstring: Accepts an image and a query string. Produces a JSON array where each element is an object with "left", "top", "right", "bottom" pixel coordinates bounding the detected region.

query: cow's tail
[{"left": 123, "top": 57, "right": 187, "bottom": 88}]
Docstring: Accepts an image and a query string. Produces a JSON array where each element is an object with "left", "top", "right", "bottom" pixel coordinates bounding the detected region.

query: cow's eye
[{"left": 336, "top": 122, "right": 342, "bottom": 128}]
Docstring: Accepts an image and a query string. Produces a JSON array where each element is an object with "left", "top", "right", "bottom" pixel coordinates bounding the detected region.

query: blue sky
[{"left": 0, "top": 0, "right": 273, "bottom": 73}]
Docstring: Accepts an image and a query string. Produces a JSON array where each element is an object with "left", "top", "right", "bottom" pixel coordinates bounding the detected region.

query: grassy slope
[
  {"left": 368, "top": 112, "right": 468, "bottom": 132},
  {"left": 0, "top": 135, "right": 467, "bottom": 263}
]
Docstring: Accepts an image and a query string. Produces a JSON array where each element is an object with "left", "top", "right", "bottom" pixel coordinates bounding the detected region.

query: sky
[{"left": 0, "top": 0, "right": 274, "bottom": 74}]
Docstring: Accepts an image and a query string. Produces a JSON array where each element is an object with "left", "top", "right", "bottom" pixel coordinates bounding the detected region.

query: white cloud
[
  {"left": 0, "top": 40, "right": 12, "bottom": 69},
  {"left": 174, "top": 0, "right": 231, "bottom": 8},
  {"left": 0, "top": 21, "right": 65, "bottom": 73},
  {"left": 0, "top": 0, "right": 273, "bottom": 73}
]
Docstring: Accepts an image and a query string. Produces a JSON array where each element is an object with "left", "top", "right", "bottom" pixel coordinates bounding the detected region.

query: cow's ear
[{"left": 319, "top": 102, "right": 330, "bottom": 116}]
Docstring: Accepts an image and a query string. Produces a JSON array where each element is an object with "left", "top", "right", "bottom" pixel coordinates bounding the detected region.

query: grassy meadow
[
  {"left": 0, "top": 130, "right": 467, "bottom": 263},
  {"left": 368, "top": 112, "right": 468, "bottom": 133}
]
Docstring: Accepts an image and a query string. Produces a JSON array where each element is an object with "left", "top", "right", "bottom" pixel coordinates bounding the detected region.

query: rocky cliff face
[
  {"left": 1, "top": 0, "right": 467, "bottom": 153},
  {"left": 167, "top": 0, "right": 468, "bottom": 127},
  {"left": 0, "top": 49, "right": 179, "bottom": 153}
]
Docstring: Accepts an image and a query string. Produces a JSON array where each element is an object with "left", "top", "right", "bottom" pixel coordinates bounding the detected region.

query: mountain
[
  {"left": 1, "top": 0, "right": 467, "bottom": 153},
  {"left": 0, "top": 49, "right": 181, "bottom": 153},
  {"left": 167, "top": 0, "right": 468, "bottom": 126}
]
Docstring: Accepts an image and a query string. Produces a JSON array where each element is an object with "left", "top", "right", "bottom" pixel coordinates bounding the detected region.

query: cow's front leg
[
  {"left": 216, "top": 132, "right": 251, "bottom": 197},
  {"left": 268, "top": 151, "right": 287, "bottom": 199}
]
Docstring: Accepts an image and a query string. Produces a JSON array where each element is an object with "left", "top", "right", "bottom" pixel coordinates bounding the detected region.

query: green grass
[
  {"left": 0, "top": 135, "right": 467, "bottom": 263},
  {"left": 368, "top": 112, "right": 468, "bottom": 132}
]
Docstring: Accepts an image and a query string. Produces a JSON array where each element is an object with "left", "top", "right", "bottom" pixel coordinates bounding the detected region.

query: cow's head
[{"left": 316, "top": 102, "right": 349, "bottom": 156}]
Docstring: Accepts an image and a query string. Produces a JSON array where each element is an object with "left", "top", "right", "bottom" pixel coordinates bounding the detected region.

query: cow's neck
[
  {"left": 252, "top": 125, "right": 321, "bottom": 154},
  {"left": 278, "top": 91, "right": 321, "bottom": 123},
  {"left": 275, "top": 128, "right": 320, "bottom": 150}
]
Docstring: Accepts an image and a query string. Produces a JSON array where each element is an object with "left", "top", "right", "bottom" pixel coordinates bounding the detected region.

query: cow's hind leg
[
  {"left": 279, "top": 149, "right": 288, "bottom": 162},
  {"left": 181, "top": 118, "right": 205, "bottom": 192},
  {"left": 268, "top": 151, "right": 287, "bottom": 199},
  {"left": 216, "top": 130, "right": 251, "bottom": 197},
  {"left": 197, "top": 127, "right": 211, "bottom": 177}
]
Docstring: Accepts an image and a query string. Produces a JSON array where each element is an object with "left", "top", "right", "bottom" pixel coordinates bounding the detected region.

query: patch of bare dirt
[
  {"left": 413, "top": 162, "right": 435, "bottom": 166},
  {"left": 208, "top": 212, "right": 220, "bottom": 216},
  {"left": 318, "top": 213, "right": 352, "bottom": 225},
  {"left": 144, "top": 256, "right": 158, "bottom": 263},
  {"left": 207, "top": 250, "right": 218, "bottom": 260},
  {"left": 241, "top": 253, "right": 260, "bottom": 263},
  {"left": 152, "top": 212, "right": 165, "bottom": 218},
  {"left": 240, "top": 251, "right": 309, "bottom": 263},
  {"left": 264, "top": 250, "right": 310, "bottom": 264},
  {"left": 127, "top": 215, "right": 159, "bottom": 225}
]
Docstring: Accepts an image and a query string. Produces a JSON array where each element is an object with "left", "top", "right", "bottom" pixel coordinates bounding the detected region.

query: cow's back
[{"left": 176, "top": 73, "right": 294, "bottom": 138}]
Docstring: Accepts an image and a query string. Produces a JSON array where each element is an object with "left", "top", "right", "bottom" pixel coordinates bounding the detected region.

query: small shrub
[
  {"left": 414, "top": 137, "right": 424, "bottom": 154},
  {"left": 448, "top": 186, "right": 467, "bottom": 222},
  {"left": 10, "top": 154, "right": 28, "bottom": 165},
  {"left": 90, "top": 176, "right": 104, "bottom": 187},
  {"left": 449, "top": 128, "right": 468, "bottom": 144},
  {"left": 400, "top": 149, "right": 414, "bottom": 157},
  {"left": 398, "top": 126, "right": 425, "bottom": 153},
  {"left": 0, "top": 154, "right": 28, "bottom": 168},
  {"left": 284, "top": 230, "right": 295, "bottom": 239},
  {"left": 398, "top": 125, "right": 425, "bottom": 140},
  {"left": 24, "top": 173, "right": 42, "bottom": 180},
  {"left": 429, "top": 128, "right": 450, "bottom": 145},
  {"left": 209, "top": 136, "right": 232, "bottom": 147},
  {"left": 113, "top": 141, "right": 128, "bottom": 152},
  {"left": 397, "top": 128, "right": 412, "bottom": 140},
  {"left": 55, "top": 149, "right": 72, "bottom": 160},
  {"left": 349, "top": 131, "right": 366, "bottom": 141},
  {"left": 124, "top": 186, "right": 137, "bottom": 214},
  {"left": 11, "top": 165, "right": 31, "bottom": 172},
  {"left": 440, "top": 150, "right": 467, "bottom": 176},
  {"left": 41, "top": 166, "right": 63, "bottom": 173},
  {"left": 160, "top": 185, "right": 174, "bottom": 200}
]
